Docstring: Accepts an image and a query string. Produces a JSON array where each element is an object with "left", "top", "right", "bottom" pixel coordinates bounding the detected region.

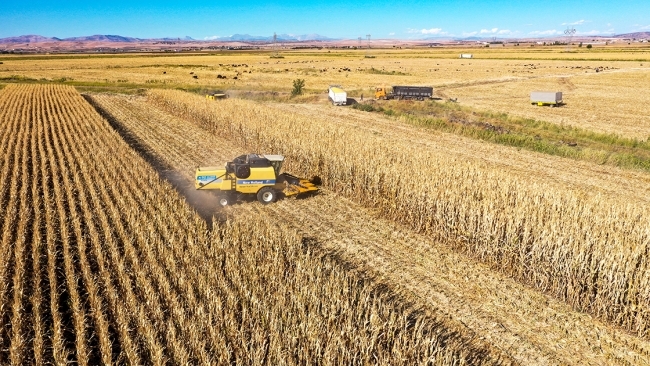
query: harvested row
[
  {"left": 90, "top": 93, "right": 650, "bottom": 365},
  {"left": 147, "top": 89, "right": 650, "bottom": 338},
  {"left": 0, "top": 84, "right": 490, "bottom": 364}
]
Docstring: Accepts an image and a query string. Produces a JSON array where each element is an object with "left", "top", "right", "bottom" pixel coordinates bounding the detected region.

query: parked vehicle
[
  {"left": 328, "top": 85, "right": 347, "bottom": 106},
  {"left": 375, "top": 86, "right": 433, "bottom": 100},
  {"left": 530, "top": 91, "right": 563, "bottom": 107}
]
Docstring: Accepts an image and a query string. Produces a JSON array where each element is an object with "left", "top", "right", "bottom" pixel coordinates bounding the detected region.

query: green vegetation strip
[{"left": 352, "top": 100, "right": 650, "bottom": 172}]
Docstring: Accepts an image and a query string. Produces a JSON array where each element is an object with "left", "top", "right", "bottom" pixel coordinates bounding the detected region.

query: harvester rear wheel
[
  {"left": 257, "top": 187, "right": 277, "bottom": 204},
  {"left": 219, "top": 195, "right": 231, "bottom": 207}
]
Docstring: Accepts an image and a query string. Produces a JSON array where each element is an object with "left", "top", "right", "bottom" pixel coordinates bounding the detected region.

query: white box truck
[
  {"left": 530, "top": 91, "right": 563, "bottom": 106},
  {"left": 328, "top": 86, "right": 347, "bottom": 106}
]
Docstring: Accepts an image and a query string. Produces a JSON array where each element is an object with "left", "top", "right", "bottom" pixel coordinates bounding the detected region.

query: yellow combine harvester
[
  {"left": 206, "top": 93, "right": 227, "bottom": 100},
  {"left": 195, "top": 154, "right": 319, "bottom": 206}
]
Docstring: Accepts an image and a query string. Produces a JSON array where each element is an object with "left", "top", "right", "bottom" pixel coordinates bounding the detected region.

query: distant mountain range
[
  {"left": 430, "top": 31, "right": 650, "bottom": 42},
  {"left": 0, "top": 34, "right": 196, "bottom": 43},
  {"left": 1, "top": 31, "right": 648, "bottom": 44},
  {"left": 206, "top": 33, "right": 333, "bottom": 42},
  {"left": 611, "top": 32, "right": 650, "bottom": 39},
  {"left": 0, "top": 33, "right": 331, "bottom": 44}
]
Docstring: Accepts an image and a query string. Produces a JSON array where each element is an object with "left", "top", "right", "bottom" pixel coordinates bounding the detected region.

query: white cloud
[
  {"left": 480, "top": 28, "right": 499, "bottom": 34},
  {"left": 640, "top": 24, "right": 650, "bottom": 30},
  {"left": 388, "top": 32, "right": 395, "bottom": 36},
  {"left": 407, "top": 27, "right": 447, "bottom": 35},
  {"left": 476, "top": 28, "right": 512, "bottom": 35},
  {"left": 460, "top": 29, "right": 516, "bottom": 37},
  {"left": 529, "top": 29, "right": 563, "bottom": 36},
  {"left": 577, "top": 29, "right": 610, "bottom": 36},
  {"left": 422, "top": 28, "right": 444, "bottom": 34},
  {"left": 562, "top": 19, "right": 586, "bottom": 26},
  {"left": 204, "top": 36, "right": 221, "bottom": 40}
]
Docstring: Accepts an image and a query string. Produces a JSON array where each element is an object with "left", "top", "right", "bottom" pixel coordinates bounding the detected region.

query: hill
[
  {"left": 0, "top": 33, "right": 330, "bottom": 44},
  {"left": 612, "top": 32, "right": 650, "bottom": 39}
]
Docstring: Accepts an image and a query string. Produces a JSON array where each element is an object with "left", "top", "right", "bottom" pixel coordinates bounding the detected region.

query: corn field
[
  {"left": 88, "top": 92, "right": 650, "bottom": 365},
  {"left": 146, "top": 89, "right": 650, "bottom": 339},
  {"left": 0, "top": 84, "right": 505, "bottom": 364}
]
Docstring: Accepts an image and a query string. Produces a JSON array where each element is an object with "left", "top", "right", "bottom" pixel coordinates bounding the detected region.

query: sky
[{"left": 2, "top": 0, "right": 650, "bottom": 39}]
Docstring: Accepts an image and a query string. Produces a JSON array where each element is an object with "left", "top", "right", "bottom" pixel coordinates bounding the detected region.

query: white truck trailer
[
  {"left": 328, "top": 86, "right": 347, "bottom": 106},
  {"left": 530, "top": 91, "right": 563, "bottom": 106}
]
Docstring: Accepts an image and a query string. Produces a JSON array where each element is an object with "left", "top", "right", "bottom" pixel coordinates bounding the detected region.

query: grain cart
[
  {"left": 195, "top": 154, "right": 319, "bottom": 206},
  {"left": 328, "top": 85, "right": 347, "bottom": 105},
  {"left": 530, "top": 91, "right": 563, "bottom": 107},
  {"left": 375, "top": 86, "right": 433, "bottom": 100}
]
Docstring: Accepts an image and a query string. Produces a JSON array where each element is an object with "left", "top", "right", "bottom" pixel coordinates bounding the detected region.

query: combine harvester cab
[{"left": 195, "top": 154, "right": 319, "bottom": 206}]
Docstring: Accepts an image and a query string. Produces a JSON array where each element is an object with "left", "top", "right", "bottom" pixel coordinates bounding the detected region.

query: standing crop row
[
  {"left": 0, "top": 84, "right": 504, "bottom": 364},
  {"left": 147, "top": 89, "right": 650, "bottom": 338}
]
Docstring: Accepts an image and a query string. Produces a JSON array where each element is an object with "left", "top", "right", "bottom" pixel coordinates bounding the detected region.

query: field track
[
  {"left": 0, "top": 84, "right": 504, "bottom": 365},
  {"left": 90, "top": 93, "right": 650, "bottom": 366}
]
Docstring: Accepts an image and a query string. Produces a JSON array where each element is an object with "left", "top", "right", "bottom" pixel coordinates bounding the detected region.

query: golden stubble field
[
  {"left": 1, "top": 46, "right": 650, "bottom": 138},
  {"left": 450, "top": 67, "right": 650, "bottom": 140}
]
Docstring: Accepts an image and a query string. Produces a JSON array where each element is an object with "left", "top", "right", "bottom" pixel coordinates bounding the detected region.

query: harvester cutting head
[{"left": 195, "top": 154, "right": 319, "bottom": 206}]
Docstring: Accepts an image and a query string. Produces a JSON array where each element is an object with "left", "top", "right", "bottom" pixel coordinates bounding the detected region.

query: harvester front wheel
[{"left": 257, "top": 187, "right": 277, "bottom": 205}]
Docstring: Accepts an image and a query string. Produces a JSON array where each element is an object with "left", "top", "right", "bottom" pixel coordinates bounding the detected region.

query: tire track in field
[{"left": 88, "top": 93, "right": 650, "bottom": 366}]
